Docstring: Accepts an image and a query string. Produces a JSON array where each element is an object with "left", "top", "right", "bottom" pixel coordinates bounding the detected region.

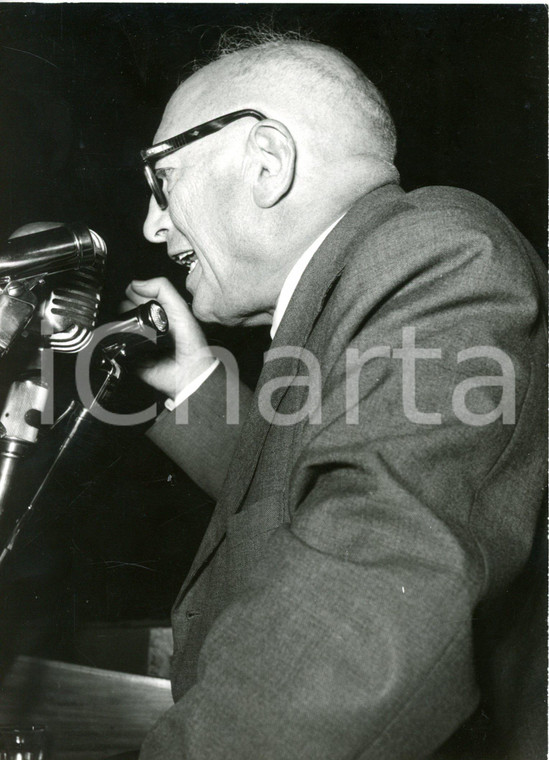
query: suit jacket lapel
[{"left": 180, "top": 183, "right": 406, "bottom": 594}]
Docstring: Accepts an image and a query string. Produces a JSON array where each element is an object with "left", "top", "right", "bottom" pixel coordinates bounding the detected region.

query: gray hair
[{"left": 194, "top": 27, "right": 397, "bottom": 163}]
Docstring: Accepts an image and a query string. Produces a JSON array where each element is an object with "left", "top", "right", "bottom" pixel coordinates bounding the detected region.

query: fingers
[
  {"left": 125, "top": 277, "right": 181, "bottom": 308},
  {"left": 124, "top": 278, "right": 168, "bottom": 309},
  {"left": 121, "top": 277, "right": 212, "bottom": 393},
  {"left": 125, "top": 277, "right": 194, "bottom": 324},
  {"left": 127, "top": 278, "right": 163, "bottom": 299},
  {"left": 124, "top": 284, "right": 153, "bottom": 308},
  {"left": 127, "top": 276, "right": 176, "bottom": 300},
  {"left": 119, "top": 299, "right": 136, "bottom": 314},
  {"left": 124, "top": 277, "right": 199, "bottom": 337},
  {"left": 124, "top": 277, "right": 210, "bottom": 361}
]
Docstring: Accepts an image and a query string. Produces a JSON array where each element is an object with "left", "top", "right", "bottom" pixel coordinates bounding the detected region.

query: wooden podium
[{"left": 0, "top": 656, "right": 173, "bottom": 759}]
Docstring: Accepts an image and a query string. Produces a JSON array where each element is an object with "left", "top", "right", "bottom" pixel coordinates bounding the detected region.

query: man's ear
[{"left": 246, "top": 120, "right": 296, "bottom": 208}]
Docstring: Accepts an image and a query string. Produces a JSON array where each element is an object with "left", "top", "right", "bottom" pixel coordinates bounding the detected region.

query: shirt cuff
[{"left": 164, "top": 359, "right": 220, "bottom": 411}]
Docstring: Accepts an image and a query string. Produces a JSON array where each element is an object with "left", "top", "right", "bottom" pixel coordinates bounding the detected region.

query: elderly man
[{"left": 124, "top": 37, "right": 546, "bottom": 760}]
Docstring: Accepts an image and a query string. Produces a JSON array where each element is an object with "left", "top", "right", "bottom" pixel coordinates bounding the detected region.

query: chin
[
  {"left": 191, "top": 296, "right": 272, "bottom": 328},
  {"left": 190, "top": 298, "right": 229, "bottom": 325}
]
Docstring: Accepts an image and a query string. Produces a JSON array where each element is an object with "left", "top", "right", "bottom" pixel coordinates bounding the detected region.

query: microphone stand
[
  {"left": 0, "top": 343, "right": 123, "bottom": 569},
  {"left": 0, "top": 349, "right": 50, "bottom": 524},
  {"left": 0, "top": 279, "right": 46, "bottom": 520},
  {"left": 0, "top": 300, "right": 169, "bottom": 569}
]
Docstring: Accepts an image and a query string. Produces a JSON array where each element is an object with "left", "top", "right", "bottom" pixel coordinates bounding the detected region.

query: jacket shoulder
[
  {"left": 402, "top": 186, "right": 542, "bottom": 268},
  {"left": 344, "top": 185, "right": 546, "bottom": 304}
]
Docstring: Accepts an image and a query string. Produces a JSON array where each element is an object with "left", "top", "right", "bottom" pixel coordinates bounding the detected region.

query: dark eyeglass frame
[{"left": 140, "top": 108, "right": 267, "bottom": 209}]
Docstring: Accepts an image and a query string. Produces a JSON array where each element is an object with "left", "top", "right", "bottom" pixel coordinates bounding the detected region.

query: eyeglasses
[{"left": 140, "top": 108, "right": 266, "bottom": 210}]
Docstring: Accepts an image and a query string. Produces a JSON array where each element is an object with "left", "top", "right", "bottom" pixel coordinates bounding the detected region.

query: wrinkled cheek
[{"left": 169, "top": 198, "right": 187, "bottom": 229}]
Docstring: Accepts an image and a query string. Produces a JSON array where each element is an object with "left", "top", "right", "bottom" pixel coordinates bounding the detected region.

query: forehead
[{"left": 153, "top": 66, "right": 228, "bottom": 144}]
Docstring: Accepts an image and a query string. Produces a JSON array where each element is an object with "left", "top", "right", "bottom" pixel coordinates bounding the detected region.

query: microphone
[
  {"left": 0, "top": 280, "right": 39, "bottom": 358},
  {"left": 41, "top": 254, "right": 106, "bottom": 353},
  {"left": 0, "top": 299, "right": 170, "bottom": 564},
  {"left": 0, "top": 224, "right": 105, "bottom": 281},
  {"left": 0, "top": 225, "right": 107, "bottom": 526},
  {"left": 101, "top": 300, "right": 169, "bottom": 348},
  {"left": 0, "top": 224, "right": 107, "bottom": 356},
  {"left": 34, "top": 227, "right": 107, "bottom": 353}
]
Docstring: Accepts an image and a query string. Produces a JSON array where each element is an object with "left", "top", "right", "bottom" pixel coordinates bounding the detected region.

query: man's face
[{"left": 143, "top": 78, "right": 273, "bottom": 326}]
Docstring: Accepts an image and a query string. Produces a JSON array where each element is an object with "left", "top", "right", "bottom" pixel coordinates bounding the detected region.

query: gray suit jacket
[{"left": 142, "top": 184, "right": 547, "bottom": 759}]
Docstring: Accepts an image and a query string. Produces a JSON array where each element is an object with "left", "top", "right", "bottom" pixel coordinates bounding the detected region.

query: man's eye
[{"left": 155, "top": 168, "right": 175, "bottom": 189}]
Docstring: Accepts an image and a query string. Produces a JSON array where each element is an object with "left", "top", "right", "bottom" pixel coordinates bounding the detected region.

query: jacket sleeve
[
  {"left": 139, "top": 206, "right": 546, "bottom": 760},
  {"left": 147, "top": 362, "right": 252, "bottom": 500}
]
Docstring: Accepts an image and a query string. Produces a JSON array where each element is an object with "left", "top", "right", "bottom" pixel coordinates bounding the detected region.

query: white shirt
[
  {"left": 166, "top": 214, "right": 345, "bottom": 411},
  {"left": 270, "top": 215, "right": 344, "bottom": 339}
]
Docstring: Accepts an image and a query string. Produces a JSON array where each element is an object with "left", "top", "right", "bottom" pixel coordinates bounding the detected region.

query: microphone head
[
  {"left": 1, "top": 224, "right": 105, "bottom": 282},
  {"left": 42, "top": 230, "right": 107, "bottom": 353}
]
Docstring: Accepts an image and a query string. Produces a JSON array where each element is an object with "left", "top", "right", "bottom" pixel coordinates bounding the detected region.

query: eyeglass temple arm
[{"left": 140, "top": 109, "right": 266, "bottom": 162}]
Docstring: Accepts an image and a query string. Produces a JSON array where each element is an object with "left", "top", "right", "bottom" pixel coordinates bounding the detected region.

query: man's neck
[{"left": 270, "top": 212, "right": 347, "bottom": 338}]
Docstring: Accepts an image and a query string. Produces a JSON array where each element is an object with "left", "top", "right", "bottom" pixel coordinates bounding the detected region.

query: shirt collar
[{"left": 270, "top": 214, "right": 346, "bottom": 339}]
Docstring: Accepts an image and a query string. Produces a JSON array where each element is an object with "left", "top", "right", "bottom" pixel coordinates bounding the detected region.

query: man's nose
[{"left": 143, "top": 196, "right": 172, "bottom": 243}]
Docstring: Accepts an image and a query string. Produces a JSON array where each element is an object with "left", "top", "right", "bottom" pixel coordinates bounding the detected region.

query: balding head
[
  {"left": 143, "top": 35, "right": 399, "bottom": 325},
  {"left": 163, "top": 37, "right": 397, "bottom": 175}
]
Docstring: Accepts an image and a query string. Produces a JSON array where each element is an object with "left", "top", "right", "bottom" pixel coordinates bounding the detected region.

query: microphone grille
[{"left": 43, "top": 230, "right": 106, "bottom": 353}]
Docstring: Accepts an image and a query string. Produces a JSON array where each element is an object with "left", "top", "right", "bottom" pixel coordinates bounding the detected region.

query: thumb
[
  {"left": 127, "top": 277, "right": 173, "bottom": 300},
  {"left": 126, "top": 277, "right": 186, "bottom": 313},
  {"left": 126, "top": 277, "right": 208, "bottom": 356}
]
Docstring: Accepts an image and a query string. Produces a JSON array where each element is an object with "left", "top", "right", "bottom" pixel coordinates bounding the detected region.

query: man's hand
[{"left": 123, "top": 277, "right": 215, "bottom": 399}]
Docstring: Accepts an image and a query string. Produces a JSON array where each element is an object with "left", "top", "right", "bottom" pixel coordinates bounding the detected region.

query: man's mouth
[{"left": 171, "top": 249, "right": 198, "bottom": 274}]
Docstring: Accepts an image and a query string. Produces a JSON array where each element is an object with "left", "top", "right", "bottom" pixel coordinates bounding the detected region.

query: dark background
[{"left": 0, "top": 4, "right": 546, "bottom": 663}]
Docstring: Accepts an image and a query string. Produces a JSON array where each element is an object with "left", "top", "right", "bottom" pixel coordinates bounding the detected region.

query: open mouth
[{"left": 172, "top": 250, "right": 198, "bottom": 274}]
